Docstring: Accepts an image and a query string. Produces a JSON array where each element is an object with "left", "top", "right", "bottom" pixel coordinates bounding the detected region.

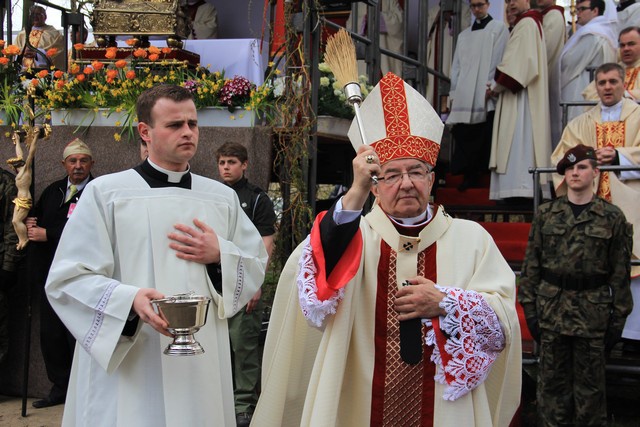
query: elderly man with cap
[
  {"left": 24, "top": 138, "right": 94, "bottom": 408},
  {"left": 519, "top": 144, "right": 632, "bottom": 426},
  {"left": 552, "top": 62, "right": 640, "bottom": 354},
  {"left": 254, "top": 72, "right": 521, "bottom": 426}
]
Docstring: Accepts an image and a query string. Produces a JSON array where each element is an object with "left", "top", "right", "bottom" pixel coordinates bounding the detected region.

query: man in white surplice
[
  {"left": 446, "top": 0, "right": 508, "bottom": 190},
  {"left": 559, "top": 0, "right": 618, "bottom": 123},
  {"left": 45, "top": 84, "right": 268, "bottom": 427}
]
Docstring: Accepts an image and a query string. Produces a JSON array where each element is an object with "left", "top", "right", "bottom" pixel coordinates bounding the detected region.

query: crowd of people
[{"left": 0, "top": 1, "right": 639, "bottom": 426}]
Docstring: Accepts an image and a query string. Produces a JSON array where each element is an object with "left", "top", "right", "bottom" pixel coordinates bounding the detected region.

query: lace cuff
[
  {"left": 296, "top": 236, "right": 345, "bottom": 327},
  {"left": 424, "top": 285, "right": 505, "bottom": 401}
]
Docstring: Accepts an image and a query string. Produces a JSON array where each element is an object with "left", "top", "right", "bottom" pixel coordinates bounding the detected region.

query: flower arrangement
[
  {"left": 37, "top": 41, "right": 274, "bottom": 140},
  {"left": 317, "top": 62, "right": 373, "bottom": 119},
  {"left": 0, "top": 41, "right": 26, "bottom": 126}
]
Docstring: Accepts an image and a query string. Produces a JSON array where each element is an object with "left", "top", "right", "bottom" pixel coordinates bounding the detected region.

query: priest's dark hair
[
  {"left": 136, "top": 84, "right": 194, "bottom": 126},
  {"left": 595, "top": 62, "right": 625, "bottom": 81}
]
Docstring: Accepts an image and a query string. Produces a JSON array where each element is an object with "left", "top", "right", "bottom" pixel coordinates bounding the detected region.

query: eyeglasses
[
  {"left": 470, "top": 2, "right": 487, "bottom": 8},
  {"left": 377, "top": 170, "right": 430, "bottom": 186},
  {"left": 576, "top": 6, "right": 593, "bottom": 11}
]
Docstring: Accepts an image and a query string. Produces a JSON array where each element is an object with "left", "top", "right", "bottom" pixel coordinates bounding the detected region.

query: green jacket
[{"left": 518, "top": 196, "right": 633, "bottom": 337}]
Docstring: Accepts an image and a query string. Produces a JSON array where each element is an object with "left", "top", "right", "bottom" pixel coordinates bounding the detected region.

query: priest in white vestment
[
  {"left": 618, "top": 0, "right": 640, "bottom": 28},
  {"left": 552, "top": 62, "right": 640, "bottom": 353},
  {"left": 253, "top": 72, "right": 521, "bottom": 427},
  {"left": 426, "top": 2, "right": 471, "bottom": 106},
  {"left": 537, "top": 0, "right": 567, "bottom": 147},
  {"left": 346, "top": 0, "right": 404, "bottom": 76},
  {"left": 488, "top": 0, "right": 551, "bottom": 200},
  {"left": 446, "top": 0, "right": 508, "bottom": 190},
  {"left": 45, "top": 85, "right": 268, "bottom": 427},
  {"left": 583, "top": 26, "right": 640, "bottom": 100},
  {"left": 559, "top": 0, "right": 617, "bottom": 123}
]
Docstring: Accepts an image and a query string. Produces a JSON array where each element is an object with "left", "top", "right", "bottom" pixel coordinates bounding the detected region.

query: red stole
[{"left": 370, "top": 224, "right": 437, "bottom": 426}]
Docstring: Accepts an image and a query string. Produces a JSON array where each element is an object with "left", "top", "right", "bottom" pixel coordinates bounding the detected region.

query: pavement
[{"left": 0, "top": 396, "right": 63, "bottom": 427}]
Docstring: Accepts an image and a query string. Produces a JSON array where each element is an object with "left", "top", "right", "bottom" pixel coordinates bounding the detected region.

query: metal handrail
[{"left": 529, "top": 164, "right": 640, "bottom": 268}]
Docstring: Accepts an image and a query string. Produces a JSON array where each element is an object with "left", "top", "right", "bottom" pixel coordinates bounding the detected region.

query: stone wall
[{"left": 0, "top": 124, "right": 273, "bottom": 398}]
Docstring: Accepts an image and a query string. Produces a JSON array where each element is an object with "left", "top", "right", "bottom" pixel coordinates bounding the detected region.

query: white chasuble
[
  {"left": 46, "top": 169, "right": 267, "bottom": 427},
  {"left": 254, "top": 205, "right": 521, "bottom": 427}
]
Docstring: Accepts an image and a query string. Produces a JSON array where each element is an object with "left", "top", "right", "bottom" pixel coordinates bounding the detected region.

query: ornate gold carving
[{"left": 91, "top": 0, "right": 189, "bottom": 40}]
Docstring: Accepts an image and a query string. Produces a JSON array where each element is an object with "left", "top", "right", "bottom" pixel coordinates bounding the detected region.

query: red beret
[{"left": 556, "top": 144, "right": 597, "bottom": 175}]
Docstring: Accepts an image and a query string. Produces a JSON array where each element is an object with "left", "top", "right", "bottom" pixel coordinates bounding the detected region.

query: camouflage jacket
[
  {"left": 518, "top": 196, "right": 633, "bottom": 337},
  {"left": 0, "top": 168, "right": 22, "bottom": 272}
]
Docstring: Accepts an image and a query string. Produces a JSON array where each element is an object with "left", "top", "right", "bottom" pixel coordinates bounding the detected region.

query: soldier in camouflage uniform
[
  {"left": 518, "top": 144, "right": 633, "bottom": 427},
  {"left": 0, "top": 168, "right": 23, "bottom": 364}
]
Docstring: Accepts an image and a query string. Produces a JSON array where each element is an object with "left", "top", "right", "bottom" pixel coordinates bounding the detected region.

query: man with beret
[
  {"left": 24, "top": 138, "right": 95, "bottom": 408},
  {"left": 552, "top": 62, "right": 640, "bottom": 354},
  {"left": 519, "top": 144, "right": 633, "bottom": 426},
  {"left": 254, "top": 72, "right": 521, "bottom": 426}
]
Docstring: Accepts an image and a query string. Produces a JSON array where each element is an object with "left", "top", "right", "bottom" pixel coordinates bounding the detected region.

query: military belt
[{"left": 541, "top": 270, "right": 608, "bottom": 291}]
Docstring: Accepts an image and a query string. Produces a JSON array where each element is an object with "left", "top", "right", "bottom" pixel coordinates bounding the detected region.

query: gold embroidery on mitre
[
  {"left": 595, "top": 121, "right": 625, "bottom": 201},
  {"left": 372, "top": 135, "right": 440, "bottom": 165}
]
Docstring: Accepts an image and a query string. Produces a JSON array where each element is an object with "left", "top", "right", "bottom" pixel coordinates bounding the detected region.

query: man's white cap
[
  {"left": 347, "top": 72, "right": 443, "bottom": 167},
  {"left": 62, "top": 138, "right": 92, "bottom": 160}
]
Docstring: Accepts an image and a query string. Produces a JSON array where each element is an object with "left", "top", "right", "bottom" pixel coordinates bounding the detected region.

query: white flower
[
  {"left": 318, "top": 62, "right": 332, "bottom": 73},
  {"left": 332, "top": 81, "right": 342, "bottom": 91},
  {"left": 320, "top": 76, "right": 330, "bottom": 87}
]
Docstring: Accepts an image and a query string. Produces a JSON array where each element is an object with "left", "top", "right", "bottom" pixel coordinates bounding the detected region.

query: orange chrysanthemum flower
[
  {"left": 83, "top": 67, "right": 93, "bottom": 75},
  {"left": 73, "top": 43, "right": 84, "bottom": 51},
  {"left": 76, "top": 74, "right": 86, "bottom": 82},
  {"left": 115, "top": 60, "right": 127, "bottom": 69},
  {"left": 133, "top": 48, "right": 147, "bottom": 59},
  {"left": 53, "top": 70, "right": 64, "bottom": 79},
  {"left": 31, "top": 79, "right": 38, "bottom": 86},
  {"left": 0, "top": 57, "right": 9, "bottom": 66},
  {"left": 0, "top": 40, "right": 5, "bottom": 48},
  {"left": 46, "top": 48, "right": 58, "bottom": 57},
  {"left": 161, "top": 47, "right": 172, "bottom": 54},
  {"left": 69, "top": 63, "right": 81, "bottom": 74},
  {"left": 148, "top": 46, "right": 161, "bottom": 55},
  {"left": 37, "top": 69, "right": 48, "bottom": 78},
  {"left": 125, "top": 70, "right": 136, "bottom": 80},
  {"left": 106, "top": 69, "right": 118, "bottom": 79},
  {"left": 125, "top": 39, "right": 137, "bottom": 47},
  {"left": 148, "top": 53, "right": 159, "bottom": 62},
  {"left": 91, "top": 60, "right": 105, "bottom": 71},
  {"left": 56, "top": 79, "right": 66, "bottom": 89},
  {"left": 105, "top": 47, "right": 118, "bottom": 59},
  {"left": 3, "top": 45, "right": 21, "bottom": 55}
]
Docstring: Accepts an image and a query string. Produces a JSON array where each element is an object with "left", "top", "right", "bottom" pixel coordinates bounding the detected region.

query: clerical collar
[
  {"left": 134, "top": 159, "right": 192, "bottom": 189},
  {"left": 147, "top": 158, "right": 190, "bottom": 183},
  {"left": 601, "top": 100, "right": 623, "bottom": 122},
  {"left": 388, "top": 205, "right": 433, "bottom": 226},
  {"left": 472, "top": 15, "right": 492, "bottom": 31}
]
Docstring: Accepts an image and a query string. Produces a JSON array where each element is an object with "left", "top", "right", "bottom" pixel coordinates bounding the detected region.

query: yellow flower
[{"left": 113, "top": 133, "right": 121, "bottom": 141}]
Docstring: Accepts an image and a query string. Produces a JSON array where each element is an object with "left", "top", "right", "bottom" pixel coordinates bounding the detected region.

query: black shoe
[
  {"left": 236, "top": 412, "right": 252, "bottom": 427},
  {"left": 32, "top": 396, "right": 65, "bottom": 409}
]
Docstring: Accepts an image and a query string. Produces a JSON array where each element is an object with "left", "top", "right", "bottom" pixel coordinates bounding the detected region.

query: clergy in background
[
  {"left": 536, "top": 0, "right": 566, "bottom": 147},
  {"left": 552, "top": 62, "right": 640, "bottom": 356},
  {"left": 583, "top": 26, "right": 640, "bottom": 101},
  {"left": 446, "top": 0, "right": 508, "bottom": 191},
  {"left": 559, "top": 0, "right": 617, "bottom": 123},
  {"left": 488, "top": 0, "right": 551, "bottom": 200},
  {"left": 45, "top": 84, "right": 268, "bottom": 426},
  {"left": 15, "top": 5, "right": 65, "bottom": 70},
  {"left": 253, "top": 72, "right": 521, "bottom": 427},
  {"left": 618, "top": 0, "right": 640, "bottom": 29}
]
